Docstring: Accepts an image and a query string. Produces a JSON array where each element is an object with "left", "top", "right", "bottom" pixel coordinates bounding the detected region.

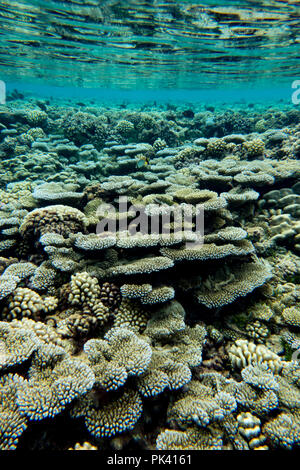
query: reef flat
[{"left": 0, "top": 95, "right": 299, "bottom": 450}]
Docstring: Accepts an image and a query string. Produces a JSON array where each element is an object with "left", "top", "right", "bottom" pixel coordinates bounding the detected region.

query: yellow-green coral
[
  {"left": 243, "top": 138, "right": 265, "bottom": 158},
  {"left": 84, "top": 328, "right": 152, "bottom": 391},
  {"left": 71, "top": 388, "right": 143, "bottom": 439},
  {"left": 228, "top": 339, "right": 284, "bottom": 373},
  {"left": 0, "top": 321, "right": 40, "bottom": 370},
  {"left": 156, "top": 427, "right": 223, "bottom": 450},
  {"left": 0, "top": 374, "right": 28, "bottom": 450},
  {"left": 16, "top": 343, "right": 95, "bottom": 420}
]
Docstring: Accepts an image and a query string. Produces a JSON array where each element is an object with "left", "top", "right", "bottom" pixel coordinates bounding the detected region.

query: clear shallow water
[
  {"left": 0, "top": 0, "right": 299, "bottom": 90},
  {"left": 5, "top": 81, "right": 296, "bottom": 107}
]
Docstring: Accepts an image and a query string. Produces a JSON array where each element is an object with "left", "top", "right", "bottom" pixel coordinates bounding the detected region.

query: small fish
[
  {"left": 136, "top": 155, "right": 150, "bottom": 168},
  {"left": 182, "top": 109, "right": 194, "bottom": 118}
]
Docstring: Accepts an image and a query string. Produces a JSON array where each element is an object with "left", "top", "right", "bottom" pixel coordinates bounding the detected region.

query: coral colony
[{"left": 0, "top": 97, "right": 299, "bottom": 451}]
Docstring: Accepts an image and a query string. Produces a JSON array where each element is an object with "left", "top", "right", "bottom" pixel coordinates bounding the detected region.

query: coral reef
[{"left": 0, "top": 99, "right": 299, "bottom": 451}]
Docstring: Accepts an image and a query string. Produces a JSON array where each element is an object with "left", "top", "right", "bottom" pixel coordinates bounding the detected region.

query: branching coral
[
  {"left": 84, "top": 328, "right": 152, "bottom": 391},
  {"left": 0, "top": 373, "right": 28, "bottom": 450},
  {"left": 0, "top": 321, "right": 40, "bottom": 370},
  {"left": 19, "top": 205, "right": 88, "bottom": 243},
  {"left": 156, "top": 427, "right": 223, "bottom": 450},
  {"left": 193, "top": 261, "right": 272, "bottom": 308},
  {"left": 70, "top": 388, "right": 143, "bottom": 439},
  {"left": 16, "top": 343, "right": 95, "bottom": 420},
  {"left": 68, "top": 272, "right": 110, "bottom": 325},
  {"left": 227, "top": 339, "right": 284, "bottom": 373},
  {"left": 0, "top": 102, "right": 299, "bottom": 451},
  {"left": 263, "top": 413, "right": 300, "bottom": 449}
]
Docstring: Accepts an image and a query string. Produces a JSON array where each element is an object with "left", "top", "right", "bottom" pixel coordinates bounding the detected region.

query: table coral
[
  {"left": 156, "top": 427, "right": 223, "bottom": 450},
  {"left": 70, "top": 388, "right": 143, "bottom": 439},
  {"left": 0, "top": 321, "right": 40, "bottom": 370},
  {"left": 16, "top": 343, "right": 95, "bottom": 420},
  {"left": 84, "top": 328, "right": 152, "bottom": 391},
  {"left": 0, "top": 102, "right": 299, "bottom": 451}
]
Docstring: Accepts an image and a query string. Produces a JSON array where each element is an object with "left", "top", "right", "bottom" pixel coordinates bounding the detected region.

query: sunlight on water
[{"left": 0, "top": 0, "right": 299, "bottom": 89}]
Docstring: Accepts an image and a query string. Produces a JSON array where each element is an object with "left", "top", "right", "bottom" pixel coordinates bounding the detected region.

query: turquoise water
[
  {"left": 4, "top": 81, "right": 296, "bottom": 105},
  {"left": 0, "top": 0, "right": 299, "bottom": 91}
]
